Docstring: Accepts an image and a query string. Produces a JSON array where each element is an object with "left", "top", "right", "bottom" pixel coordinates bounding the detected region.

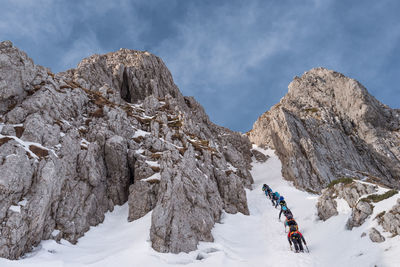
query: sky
[{"left": 1, "top": 0, "right": 399, "bottom": 132}]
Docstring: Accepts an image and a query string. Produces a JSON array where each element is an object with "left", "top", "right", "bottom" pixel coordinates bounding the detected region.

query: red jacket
[
  {"left": 288, "top": 230, "right": 303, "bottom": 239},
  {"left": 288, "top": 230, "right": 306, "bottom": 245}
]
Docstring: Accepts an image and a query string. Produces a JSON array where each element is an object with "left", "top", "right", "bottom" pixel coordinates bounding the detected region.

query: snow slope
[{"left": 1, "top": 147, "right": 399, "bottom": 266}]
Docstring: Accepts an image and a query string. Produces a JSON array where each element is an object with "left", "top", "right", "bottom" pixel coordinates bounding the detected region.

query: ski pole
[{"left": 305, "top": 244, "right": 310, "bottom": 253}]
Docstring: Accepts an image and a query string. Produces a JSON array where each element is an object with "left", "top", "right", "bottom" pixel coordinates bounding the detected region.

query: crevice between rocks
[{"left": 120, "top": 68, "right": 132, "bottom": 103}]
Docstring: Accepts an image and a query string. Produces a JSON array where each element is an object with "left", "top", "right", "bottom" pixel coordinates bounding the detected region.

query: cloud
[
  {"left": 156, "top": 2, "right": 295, "bottom": 89},
  {"left": 60, "top": 31, "right": 105, "bottom": 69},
  {"left": 1, "top": 0, "right": 399, "bottom": 131},
  {"left": 153, "top": 1, "right": 328, "bottom": 129},
  {"left": 0, "top": 0, "right": 69, "bottom": 42},
  {"left": 151, "top": 0, "right": 400, "bottom": 131}
]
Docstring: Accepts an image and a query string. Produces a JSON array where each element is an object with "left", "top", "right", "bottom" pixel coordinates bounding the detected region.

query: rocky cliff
[
  {"left": 249, "top": 67, "right": 400, "bottom": 192},
  {"left": 0, "top": 41, "right": 253, "bottom": 259}
]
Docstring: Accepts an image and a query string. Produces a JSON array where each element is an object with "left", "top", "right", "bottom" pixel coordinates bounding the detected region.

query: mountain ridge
[{"left": 0, "top": 40, "right": 252, "bottom": 259}]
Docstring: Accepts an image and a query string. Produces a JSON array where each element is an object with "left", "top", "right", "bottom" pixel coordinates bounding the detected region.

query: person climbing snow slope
[
  {"left": 278, "top": 196, "right": 286, "bottom": 208},
  {"left": 279, "top": 206, "right": 293, "bottom": 220},
  {"left": 262, "top": 184, "right": 269, "bottom": 192},
  {"left": 271, "top": 192, "right": 280, "bottom": 207},
  {"left": 266, "top": 187, "right": 273, "bottom": 199},
  {"left": 288, "top": 227, "right": 307, "bottom": 253},
  {"left": 284, "top": 217, "right": 298, "bottom": 232},
  {"left": 262, "top": 184, "right": 273, "bottom": 199}
]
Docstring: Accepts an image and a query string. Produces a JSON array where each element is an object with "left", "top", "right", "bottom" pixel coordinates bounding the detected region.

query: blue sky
[{"left": 1, "top": 0, "right": 399, "bottom": 132}]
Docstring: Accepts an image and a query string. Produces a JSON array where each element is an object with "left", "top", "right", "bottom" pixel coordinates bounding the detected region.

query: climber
[
  {"left": 288, "top": 227, "right": 307, "bottom": 253},
  {"left": 264, "top": 188, "right": 270, "bottom": 198},
  {"left": 262, "top": 184, "right": 272, "bottom": 198},
  {"left": 279, "top": 206, "right": 293, "bottom": 220},
  {"left": 266, "top": 187, "right": 273, "bottom": 199},
  {"left": 278, "top": 196, "right": 287, "bottom": 208},
  {"left": 262, "top": 184, "right": 273, "bottom": 199},
  {"left": 271, "top": 191, "right": 280, "bottom": 206},
  {"left": 262, "top": 184, "right": 269, "bottom": 192},
  {"left": 284, "top": 217, "right": 298, "bottom": 232}
]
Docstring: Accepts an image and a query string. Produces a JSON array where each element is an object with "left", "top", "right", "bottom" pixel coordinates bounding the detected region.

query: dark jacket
[
  {"left": 279, "top": 208, "right": 293, "bottom": 220},
  {"left": 288, "top": 231, "right": 306, "bottom": 246}
]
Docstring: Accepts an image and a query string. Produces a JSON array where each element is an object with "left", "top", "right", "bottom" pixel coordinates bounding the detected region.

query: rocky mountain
[
  {"left": 0, "top": 40, "right": 254, "bottom": 259},
  {"left": 2, "top": 40, "right": 400, "bottom": 261},
  {"left": 249, "top": 67, "right": 400, "bottom": 192}
]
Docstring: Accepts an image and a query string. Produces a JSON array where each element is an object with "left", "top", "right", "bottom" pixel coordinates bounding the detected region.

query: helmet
[
  {"left": 282, "top": 206, "right": 287, "bottom": 211},
  {"left": 263, "top": 184, "right": 267, "bottom": 187},
  {"left": 279, "top": 196, "right": 284, "bottom": 201}
]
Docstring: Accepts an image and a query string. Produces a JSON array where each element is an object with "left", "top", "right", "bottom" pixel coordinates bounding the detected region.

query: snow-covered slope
[{"left": 1, "top": 147, "right": 399, "bottom": 266}]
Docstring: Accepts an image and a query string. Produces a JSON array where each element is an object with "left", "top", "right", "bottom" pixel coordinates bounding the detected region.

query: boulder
[
  {"left": 316, "top": 193, "right": 338, "bottom": 221},
  {"left": 369, "top": 227, "right": 385, "bottom": 243},
  {"left": 346, "top": 201, "right": 373, "bottom": 230},
  {"left": 378, "top": 198, "right": 400, "bottom": 236},
  {"left": 251, "top": 149, "right": 269, "bottom": 162}
]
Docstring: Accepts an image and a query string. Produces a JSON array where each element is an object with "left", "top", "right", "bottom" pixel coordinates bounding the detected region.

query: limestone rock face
[
  {"left": 316, "top": 180, "right": 377, "bottom": 221},
  {"left": 378, "top": 198, "right": 400, "bottom": 236},
  {"left": 128, "top": 181, "right": 159, "bottom": 221},
  {"left": 316, "top": 194, "right": 338, "bottom": 221},
  {"left": 249, "top": 67, "right": 400, "bottom": 191},
  {"left": 0, "top": 41, "right": 50, "bottom": 114},
  {"left": 251, "top": 149, "right": 269, "bottom": 163},
  {"left": 346, "top": 201, "right": 373, "bottom": 230},
  {"left": 0, "top": 41, "right": 253, "bottom": 259}
]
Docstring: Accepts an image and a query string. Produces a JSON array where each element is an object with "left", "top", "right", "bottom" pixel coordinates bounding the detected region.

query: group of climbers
[{"left": 262, "top": 184, "right": 308, "bottom": 253}]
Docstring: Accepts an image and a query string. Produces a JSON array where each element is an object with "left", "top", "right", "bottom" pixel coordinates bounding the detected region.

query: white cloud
[
  {"left": 0, "top": 0, "right": 148, "bottom": 71},
  {"left": 154, "top": 2, "right": 307, "bottom": 95}
]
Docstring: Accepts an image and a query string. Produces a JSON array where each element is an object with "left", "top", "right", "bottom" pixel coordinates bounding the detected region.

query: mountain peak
[
  {"left": 250, "top": 68, "right": 400, "bottom": 191},
  {"left": 288, "top": 67, "right": 368, "bottom": 105}
]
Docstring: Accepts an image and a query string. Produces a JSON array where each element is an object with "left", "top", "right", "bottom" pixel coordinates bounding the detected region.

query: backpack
[
  {"left": 284, "top": 209, "right": 293, "bottom": 217},
  {"left": 287, "top": 220, "right": 298, "bottom": 231},
  {"left": 291, "top": 232, "right": 301, "bottom": 240}
]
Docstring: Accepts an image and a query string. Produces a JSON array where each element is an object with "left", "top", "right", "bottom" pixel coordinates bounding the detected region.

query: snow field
[{"left": 1, "top": 147, "right": 399, "bottom": 266}]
